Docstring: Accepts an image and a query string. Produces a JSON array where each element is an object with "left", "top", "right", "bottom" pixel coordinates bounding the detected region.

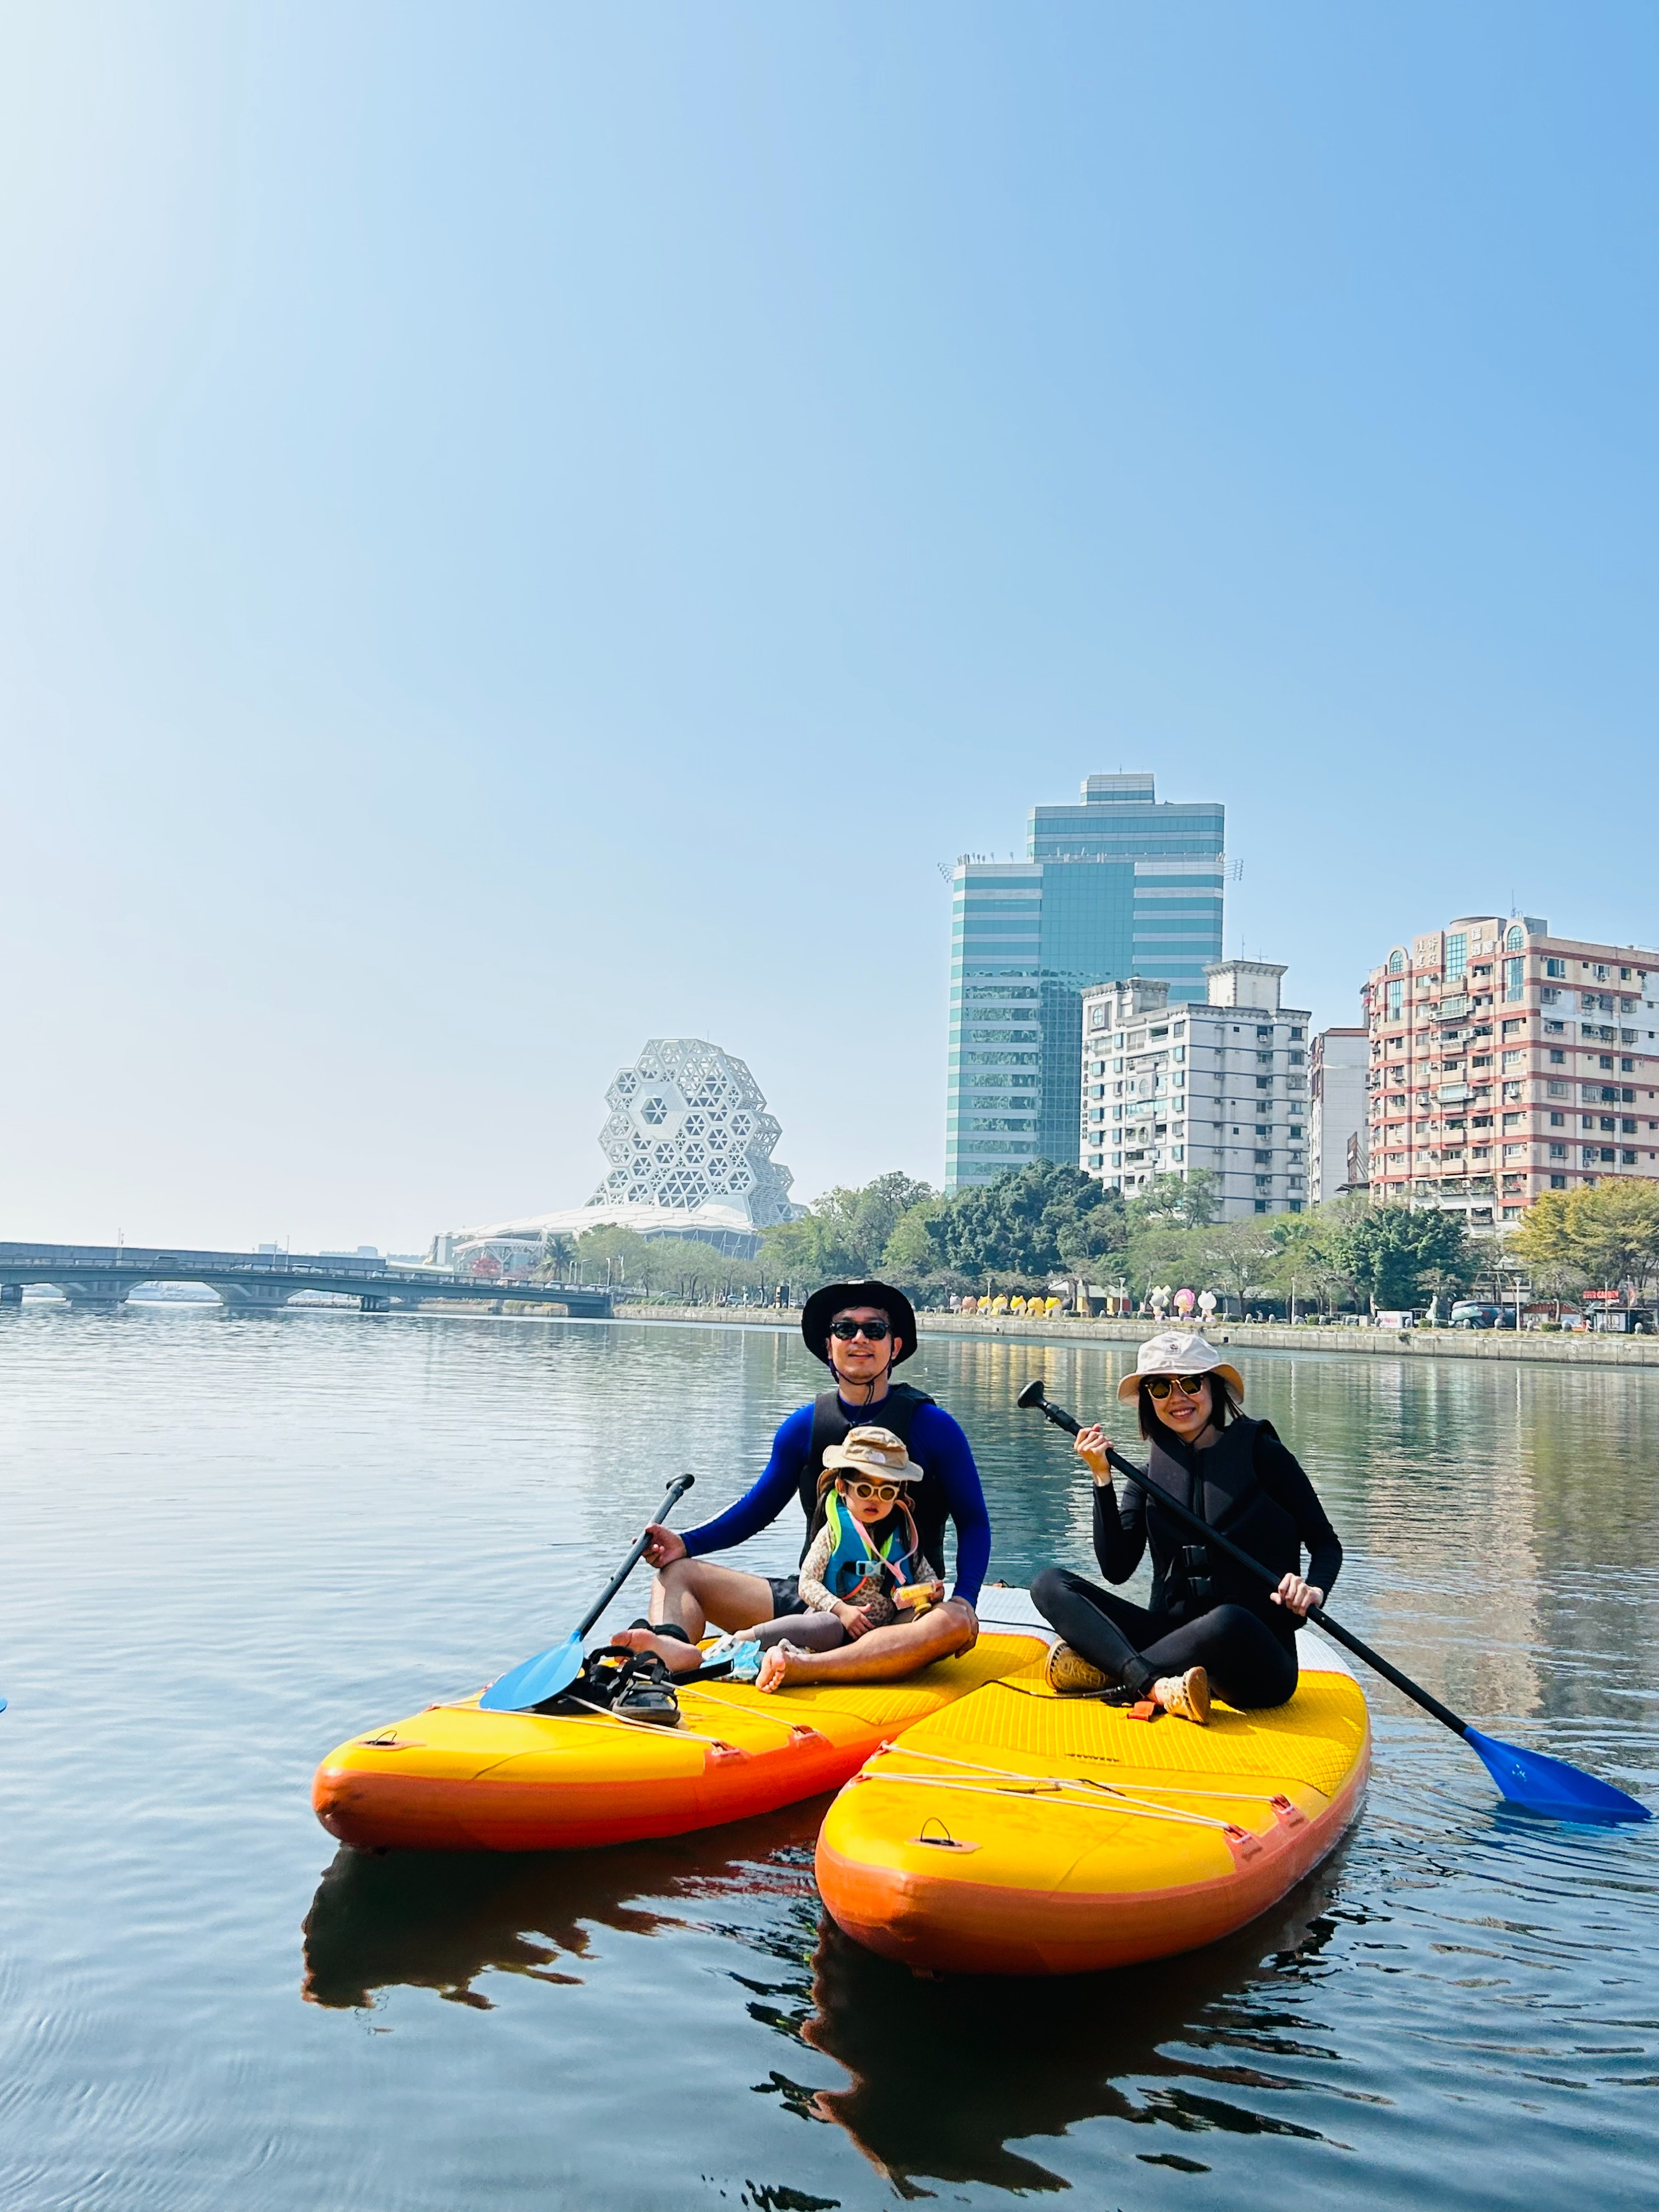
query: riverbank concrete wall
[{"left": 614, "top": 1305, "right": 1659, "bottom": 1370}]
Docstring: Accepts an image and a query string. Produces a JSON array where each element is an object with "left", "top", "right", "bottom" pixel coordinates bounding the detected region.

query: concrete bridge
[{"left": 0, "top": 1244, "right": 615, "bottom": 1317}]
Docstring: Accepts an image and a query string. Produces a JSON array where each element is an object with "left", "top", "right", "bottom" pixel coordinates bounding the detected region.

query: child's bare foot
[{"left": 607, "top": 1626, "right": 703, "bottom": 1675}]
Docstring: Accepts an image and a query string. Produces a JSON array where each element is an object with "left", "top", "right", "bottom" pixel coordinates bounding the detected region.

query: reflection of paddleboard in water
[
  {"left": 301, "top": 1799, "right": 827, "bottom": 2010},
  {"left": 803, "top": 1857, "right": 1353, "bottom": 2194},
  {"left": 817, "top": 1618, "right": 1369, "bottom": 1976}
]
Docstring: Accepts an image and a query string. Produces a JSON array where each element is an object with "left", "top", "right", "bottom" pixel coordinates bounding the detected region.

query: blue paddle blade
[
  {"left": 478, "top": 1631, "right": 585, "bottom": 1713},
  {"left": 1465, "top": 1726, "right": 1650, "bottom": 1824}
]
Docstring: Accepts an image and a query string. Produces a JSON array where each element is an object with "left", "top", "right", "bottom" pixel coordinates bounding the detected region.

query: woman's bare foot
[{"left": 607, "top": 1626, "right": 703, "bottom": 1676}]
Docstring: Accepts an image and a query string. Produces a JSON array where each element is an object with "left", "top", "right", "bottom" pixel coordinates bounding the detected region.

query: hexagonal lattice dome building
[{"left": 589, "top": 1039, "right": 798, "bottom": 1230}]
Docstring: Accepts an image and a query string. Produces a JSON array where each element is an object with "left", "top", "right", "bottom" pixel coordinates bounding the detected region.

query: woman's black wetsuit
[{"left": 1029, "top": 1413, "right": 1342, "bottom": 1709}]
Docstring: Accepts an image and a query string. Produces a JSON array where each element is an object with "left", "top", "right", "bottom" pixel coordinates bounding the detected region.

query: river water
[{"left": 0, "top": 1308, "right": 1653, "bottom": 2210}]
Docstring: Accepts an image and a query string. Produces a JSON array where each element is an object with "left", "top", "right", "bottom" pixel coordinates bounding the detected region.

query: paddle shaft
[
  {"left": 1026, "top": 1395, "right": 1473, "bottom": 1741},
  {"left": 576, "top": 1473, "right": 695, "bottom": 1640}
]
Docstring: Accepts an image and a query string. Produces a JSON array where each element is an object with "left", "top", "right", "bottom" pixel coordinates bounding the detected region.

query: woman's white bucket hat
[{"left": 1115, "top": 1330, "right": 1244, "bottom": 1405}]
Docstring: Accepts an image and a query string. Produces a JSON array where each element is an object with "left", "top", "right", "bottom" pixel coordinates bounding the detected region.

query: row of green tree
[
  {"left": 1508, "top": 1181, "right": 1659, "bottom": 1306},
  {"left": 533, "top": 1165, "right": 1659, "bottom": 1314},
  {"left": 758, "top": 1163, "right": 1484, "bottom": 1313}
]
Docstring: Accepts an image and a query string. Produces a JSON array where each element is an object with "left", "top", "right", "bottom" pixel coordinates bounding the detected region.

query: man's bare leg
[
  {"left": 755, "top": 1600, "right": 978, "bottom": 1692},
  {"left": 608, "top": 1558, "right": 779, "bottom": 1674}
]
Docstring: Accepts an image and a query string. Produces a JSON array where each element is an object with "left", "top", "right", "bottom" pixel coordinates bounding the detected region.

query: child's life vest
[{"left": 820, "top": 1490, "right": 928, "bottom": 1603}]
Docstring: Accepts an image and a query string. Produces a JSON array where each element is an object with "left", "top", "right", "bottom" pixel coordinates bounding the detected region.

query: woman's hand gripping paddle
[
  {"left": 479, "top": 1475, "right": 695, "bottom": 1713},
  {"left": 1016, "top": 1379, "right": 1649, "bottom": 1825}
]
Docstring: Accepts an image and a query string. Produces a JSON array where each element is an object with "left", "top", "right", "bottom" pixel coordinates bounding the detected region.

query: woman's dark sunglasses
[
  {"left": 1144, "top": 1374, "right": 1207, "bottom": 1400},
  {"left": 831, "top": 1318, "right": 891, "bottom": 1341}
]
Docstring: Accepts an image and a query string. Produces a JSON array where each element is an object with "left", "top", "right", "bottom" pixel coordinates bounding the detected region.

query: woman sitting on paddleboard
[{"left": 1030, "top": 1333, "right": 1341, "bottom": 1724}]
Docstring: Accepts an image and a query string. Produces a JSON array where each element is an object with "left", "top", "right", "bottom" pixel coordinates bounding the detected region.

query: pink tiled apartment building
[{"left": 1363, "top": 917, "right": 1659, "bottom": 1223}]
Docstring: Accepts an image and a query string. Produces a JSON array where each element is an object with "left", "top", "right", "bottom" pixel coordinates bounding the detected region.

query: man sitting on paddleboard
[
  {"left": 1030, "top": 1332, "right": 1342, "bottom": 1723},
  {"left": 612, "top": 1279, "right": 989, "bottom": 1686}
]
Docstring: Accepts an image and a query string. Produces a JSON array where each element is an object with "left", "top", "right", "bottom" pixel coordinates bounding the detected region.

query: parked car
[
  {"left": 1449, "top": 1302, "right": 1521, "bottom": 1329},
  {"left": 1450, "top": 1302, "right": 1496, "bottom": 1329}
]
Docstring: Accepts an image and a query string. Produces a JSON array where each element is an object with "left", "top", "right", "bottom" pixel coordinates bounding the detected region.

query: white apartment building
[
  {"left": 1364, "top": 916, "right": 1659, "bottom": 1223},
  {"left": 1308, "top": 1027, "right": 1369, "bottom": 1204},
  {"left": 1081, "top": 960, "right": 1311, "bottom": 1219}
]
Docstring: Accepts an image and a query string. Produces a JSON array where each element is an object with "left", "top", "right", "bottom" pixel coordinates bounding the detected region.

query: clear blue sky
[{"left": 2, "top": 3, "right": 1654, "bottom": 1250}]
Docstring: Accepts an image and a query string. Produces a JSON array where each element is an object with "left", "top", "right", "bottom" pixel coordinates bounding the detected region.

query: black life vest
[
  {"left": 1142, "top": 1415, "right": 1303, "bottom": 1640},
  {"left": 800, "top": 1382, "right": 939, "bottom": 1565}
]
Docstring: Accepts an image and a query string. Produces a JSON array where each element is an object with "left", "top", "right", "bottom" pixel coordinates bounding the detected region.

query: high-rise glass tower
[{"left": 945, "top": 773, "right": 1225, "bottom": 1190}]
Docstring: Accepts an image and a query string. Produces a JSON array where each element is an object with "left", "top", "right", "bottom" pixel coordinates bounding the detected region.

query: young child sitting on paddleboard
[
  {"left": 793, "top": 1425, "right": 945, "bottom": 1646},
  {"left": 611, "top": 1425, "right": 946, "bottom": 1678}
]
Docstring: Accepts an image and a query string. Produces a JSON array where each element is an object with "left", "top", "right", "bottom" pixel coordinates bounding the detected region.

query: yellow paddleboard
[
  {"left": 313, "top": 1631, "right": 1046, "bottom": 1853},
  {"left": 816, "top": 1629, "right": 1369, "bottom": 1975}
]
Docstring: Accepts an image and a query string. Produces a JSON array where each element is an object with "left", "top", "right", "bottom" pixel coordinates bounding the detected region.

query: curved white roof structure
[{"left": 458, "top": 1199, "right": 761, "bottom": 1248}]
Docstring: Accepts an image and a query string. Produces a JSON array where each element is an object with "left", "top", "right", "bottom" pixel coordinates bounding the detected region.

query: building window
[
  {"left": 1254, "top": 1199, "right": 1268, "bottom": 1214},
  {"left": 1545, "top": 957, "right": 1566, "bottom": 978},
  {"left": 1504, "top": 958, "right": 1525, "bottom": 999},
  {"left": 1550, "top": 1174, "right": 1567, "bottom": 1188},
  {"left": 1506, "top": 926, "right": 1526, "bottom": 951},
  {"left": 1548, "top": 1049, "right": 1566, "bottom": 1065},
  {"left": 1623, "top": 1149, "right": 1638, "bottom": 1165}
]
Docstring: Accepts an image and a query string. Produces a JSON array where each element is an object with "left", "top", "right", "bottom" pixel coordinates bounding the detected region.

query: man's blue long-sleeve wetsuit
[{"left": 681, "top": 1397, "right": 992, "bottom": 1606}]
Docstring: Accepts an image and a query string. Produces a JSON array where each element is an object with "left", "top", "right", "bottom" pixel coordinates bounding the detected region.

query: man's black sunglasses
[{"left": 831, "top": 1318, "right": 891, "bottom": 1341}]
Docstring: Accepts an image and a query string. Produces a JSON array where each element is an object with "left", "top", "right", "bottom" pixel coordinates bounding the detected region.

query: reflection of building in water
[{"left": 1256, "top": 1357, "right": 1545, "bottom": 1721}]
